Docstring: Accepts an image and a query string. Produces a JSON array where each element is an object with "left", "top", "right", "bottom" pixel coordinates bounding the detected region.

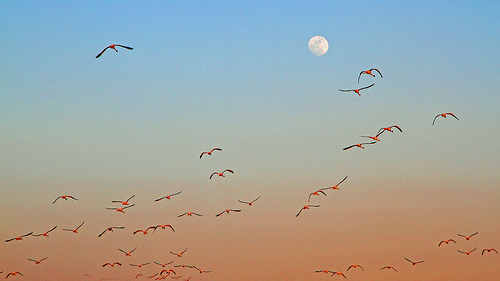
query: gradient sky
[{"left": 1, "top": 1, "right": 499, "bottom": 280}]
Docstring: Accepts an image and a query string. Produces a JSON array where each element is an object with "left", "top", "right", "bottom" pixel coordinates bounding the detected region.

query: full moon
[{"left": 308, "top": 36, "right": 328, "bottom": 56}]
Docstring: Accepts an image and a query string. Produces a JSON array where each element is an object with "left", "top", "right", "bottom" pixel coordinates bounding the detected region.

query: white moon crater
[{"left": 308, "top": 36, "right": 328, "bottom": 56}]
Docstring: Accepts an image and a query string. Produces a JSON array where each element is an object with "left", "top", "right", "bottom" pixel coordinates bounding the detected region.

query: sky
[{"left": 1, "top": 1, "right": 499, "bottom": 280}]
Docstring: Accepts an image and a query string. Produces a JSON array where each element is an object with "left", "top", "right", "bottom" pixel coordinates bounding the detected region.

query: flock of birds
[{"left": 2, "top": 44, "right": 496, "bottom": 281}]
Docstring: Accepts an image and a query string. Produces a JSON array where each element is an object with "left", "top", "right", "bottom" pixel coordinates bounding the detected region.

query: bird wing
[
  {"left": 392, "top": 125, "right": 403, "bottom": 132},
  {"left": 357, "top": 71, "right": 364, "bottom": 83},
  {"left": 199, "top": 152, "right": 207, "bottom": 159},
  {"left": 404, "top": 257, "right": 413, "bottom": 263},
  {"left": 154, "top": 197, "right": 165, "bottom": 202},
  {"left": 338, "top": 89, "right": 354, "bottom": 92},
  {"left": 359, "top": 83, "right": 375, "bottom": 90},
  {"left": 52, "top": 197, "right": 60, "bottom": 204},
  {"left": 224, "top": 169, "right": 234, "bottom": 174},
  {"left": 295, "top": 208, "right": 303, "bottom": 217},
  {"left": 115, "top": 45, "right": 133, "bottom": 50},
  {"left": 170, "top": 191, "right": 182, "bottom": 196},
  {"left": 215, "top": 211, "right": 225, "bottom": 217},
  {"left": 251, "top": 196, "right": 261, "bottom": 203},
  {"left": 95, "top": 46, "right": 110, "bottom": 58},
  {"left": 98, "top": 229, "right": 108, "bottom": 237},
  {"left": 209, "top": 173, "right": 216, "bottom": 179},
  {"left": 371, "top": 68, "right": 383, "bottom": 78},
  {"left": 343, "top": 145, "right": 355, "bottom": 150},
  {"left": 432, "top": 115, "right": 440, "bottom": 125}
]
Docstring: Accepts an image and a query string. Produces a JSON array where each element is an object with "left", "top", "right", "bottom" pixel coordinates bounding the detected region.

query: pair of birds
[
  {"left": 343, "top": 125, "right": 402, "bottom": 151},
  {"left": 339, "top": 68, "right": 383, "bottom": 96}
]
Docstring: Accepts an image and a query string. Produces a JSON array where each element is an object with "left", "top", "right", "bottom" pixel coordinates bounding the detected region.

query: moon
[{"left": 308, "top": 36, "right": 328, "bottom": 56}]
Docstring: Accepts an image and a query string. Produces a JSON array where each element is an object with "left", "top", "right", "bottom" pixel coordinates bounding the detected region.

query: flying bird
[
  {"left": 481, "top": 248, "right": 498, "bottom": 255},
  {"left": 130, "top": 262, "right": 150, "bottom": 268},
  {"left": 339, "top": 83, "right": 375, "bottom": 96},
  {"left": 112, "top": 195, "right": 135, "bottom": 205},
  {"left": 174, "top": 264, "right": 194, "bottom": 268},
  {"left": 458, "top": 247, "right": 477, "bottom": 255},
  {"left": 377, "top": 125, "right": 402, "bottom": 135},
  {"left": 215, "top": 209, "right": 241, "bottom": 217},
  {"left": 346, "top": 264, "right": 364, "bottom": 271},
  {"left": 438, "top": 239, "right": 457, "bottom": 246},
  {"left": 105, "top": 204, "right": 135, "bottom": 213},
  {"left": 154, "top": 224, "right": 175, "bottom": 232},
  {"left": 238, "top": 196, "right": 261, "bottom": 206},
  {"left": 102, "top": 262, "right": 122, "bottom": 267},
  {"left": 119, "top": 247, "right": 137, "bottom": 256},
  {"left": 315, "top": 269, "right": 335, "bottom": 274},
  {"left": 308, "top": 190, "right": 326, "bottom": 202},
  {"left": 178, "top": 212, "right": 202, "bottom": 217},
  {"left": 170, "top": 248, "right": 187, "bottom": 257},
  {"left": 5, "top": 232, "right": 33, "bottom": 242},
  {"left": 199, "top": 148, "right": 222, "bottom": 159},
  {"left": 457, "top": 232, "right": 478, "bottom": 240},
  {"left": 193, "top": 265, "right": 211, "bottom": 274},
  {"left": 432, "top": 112, "right": 459, "bottom": 125},
  {"left": 160, "top": 269, "right": 176, "bottom": 276},
  {"left": 154, "top": 261, "right": 174, "bottom": 267},
  {"left": 62, "top": 221, "right": 85, "bottom": 233},
  {"left": 95, "top": 44, "right": 133, "bottom": 58},
  {"left": 296, "top": 205, "right": 320, "bottom": 217},
  {"left": 27, "top": 257, "right": 48, "bottom": 264},
  {"left": 320, "top": 176, "right": 348, "bottom": 191},
  {"left": 405, "top": 257, "right": 424, "bottom": 265},
  {"left": 358, "top": 68, "right": 383, "bottom": 83},
  {"left": 32, "top": 226, "right": 57, "bottom": 237},
  {"left": 5, "top": 272, "right": 23, "bottom": 278},
  {"left": 210, "top": 169, "right": 234, "bottom": 179},
  {"left": 52, "top": 195, "right": 78, "bottom": 204},
  {"left": 330, "top": 272, "right": 347, "bottom": 278},
  {"left": 381, "top": 266, "right": 398, "bottom": 272},
  {"left": 343, "top": 141, "right": 377, "bottom": 150},
  {"left": 155, "top": 191, "right": 182, "bottom": 202},
  {"left": 98, "top": 226, "right": 125, "bottom": 237},
  {"left": 133, "top": 229, "right": 149, "bottom": 235}
]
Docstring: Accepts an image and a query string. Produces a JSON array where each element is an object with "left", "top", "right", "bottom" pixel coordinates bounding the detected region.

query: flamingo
[
  {"left": 62, "top": 221, "right": 85, "bottom": 233},
  {"left": 112, "top": 195, "right": 135, "bottom": 205},
  {"left": 27, "top": 257, "right": 48, "bottom": 264},
  {"left": 119, "top": 247, "right": 137, "bottom": 256},
  {"left": 358, "top": 68, "right": 383, "bottom": 83},
  {"left": 102, "top": 262, "right": 122, "bottom": 267},
  {"left": 405, "top": 257, "right": 424, "bottom": 265},
  {"left": 315, "top": 269, "right": 335, "bottom": 274},
  {"left": 193, "top": 265, "right": 211, "bottom": 274},
  {"left": 133, "top": 229, "right": 149, "bottom": 235},
  {"left": 160, "top": 269, "right": 176, "bottom": 276},
  {"left": 360, "top": 130, "right": 385, "bottom": 142},
  {"left": 155, "top": 224, "right": 175, "bottom": 232},
  {"left": 308, "top": 190, "right": 326, "bottom": 202},
  {"left": 199, "top": 148, "right": 222, "bottom": 159},
  {"left": 154, "top": 261, "right": 174, "bottom": 267},
  {"left": 330, "top": 272, "right": 347, "bottom": 278},
  {"left": 32, "top": 226, "right": 57, "bottom": 237},
  {"left": 346, "top": 264, "right": 364, "bottom": 271},
  {"left": 52, "top": 195, "right": 78, "bottom": 204},
  {"left": 481, "top": 248, "right": 498, "bottom": 255},
  {"left": 170, "top": 248, "right": 187, "bottom": 257},
  {"left": 178, "top": 212, "right": 202, "bottom": 217},
  {"left": 296, "top": 205, "right": 320, "bottom": 217},
  {"left": 381, "top": 266, "right": 398, "bottom": 272},
  {"left": 432, "top": 112, "right": 459, "bottom": 125},
  {"left": 320, "top": 176, "right": 348, "bottom": 191},
  {"left": 5, "top": 232, "right": 33, "bottom": 242},
  {"left": 155, "top": 191, "right": 182, "bottom": 202},
  {"left": 458, "top": 247, "right": 477, "bottom": 255},
  {"left": 95, "top": 44, "right": 133, "bottom": 58},
  {"left": 130, "top": 262, "right": 150, "bottom": 268},
  {"left": 215, "top": 209, "right": 241, "bottom": 217},
  {"left": 339, "top": 83, "right": 375, "bottom": 96},
  {"left": 377, "top": 125, "right": 402, "bottom": 135},
  {"left": 210, "top": 169, "right": 234, "bottom": 179},
  {"left": 98, "top": 226, "right": 125, "bottom": 237},
  {"left": 105, "top": 204, "right": 135, "bottom": 213},
  {"left": 5, "top": 272, "right": 23, "bottom": 278},
  {"left": 457, "top": 232, "right": 478, "bottom": 240},
  {"left": 174, "top": 264, "right": 193, "bottom": 268},
  {"left": 343, "top": 141, "right": 377, "bottom": 150},
  {"left": 438, "top": 239, "right": 457, "bottom": 246},
  {"left": 238, "top": 196, "right": 261, "bottom": 206}
]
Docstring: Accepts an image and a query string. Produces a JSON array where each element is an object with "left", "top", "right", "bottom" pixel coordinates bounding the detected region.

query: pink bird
[
  {"left": 358, "top": 68, "right": 383, "bottom": 83},
  {"left": 346, "top": 264, "right": 364, "bottom": 271},
  {"left": 32, "top": 226, "right": 57, "bottom": 237},
  {"left": 62, "top": 221, "right": 85, "bottom": 233},
  {"left": 377, "top": 125, "right": 402, "bottom": 135},
  {"left": 381, "top": 266, "right": 398, "bottom": 272},
  {"left": 458, "top": 247, "right": 477, "bottom": 255},
  {"left": 193, "top": 265, "right": 211, "bottom": 274},
  {"left": 296, "top": 205, "right": 320, "bottom": 217},
  {"left": 95, "top": 44, "right": 133, "bottom": 58},
  {"left": 52, "top": 195, "right": 78, "bottom": 204},
  {"left": 199, "top": 148, "right": 222, "bottom": 159},
  {"left": 315, "top": 269, "right": 335, "bottom": 274},
  {"left": 98, "top": 226, "right": 125, "bottom": 237},
  {"left": 27, "top": 257, "right": 48, "bottom": 264},
  {"left": 102, "top": 262, "right": 122, "bottom": 267},
  {"left": 105, "top": 204, "right": 135, "bottom": 213},
  {"left": 210, "top": 169, "right": 234, "bottom": 179},
  {"left": 457, "top": 232, "right": 478, "bottom": 240},
  {"left": 215, "top": 209, "right": 241, "bottom": 217},
  {"left": 481, "top": 248, "right": 498, "bottom": 255},
  {"left": 339, "top": 83, "right": 375, "bottom": 96},
  {"left": 308, "top": 190, "right": 326, "bottom": 202},
  {"left": 170, "top": 248, "right": 187, "bottom": 257},
  {"left": 129, "top": 262, "right": 150, "bottom": 268},
  {"left": 178, "top": 212, "right": 202, "bottom": 217},
  {"left": 432, "top": 112, "right": 459, "bottom": 125},
  {"left": 330, "top": 272, "right": 347, "bottom": 279},
  {"left": 320, "top": 176, "right": 348, "bottom": 191},
  {"left": 5, "top": 232, "right": 33, "bottom": 242},
  {"left": 119, "top": 247, "right": 137, "bottom": 256},
  {"left": 238, "top": 196, "right": 261, "bottom": 206},
  {"left": 343, "top": 141, "right": 377, "bottom": 150},
  {"left": 155, "top": 191, "right": 182, "bottom": 202},
  {"left": 5, "top": 272, "right": 23, "bottom": 278},
  {"left": 154, "top": 261, "right": 174, "bottom": 267},
  {"left": 111, "top": 195, "right": 135, "bottom": 205},
  {"left": 438, "top": 239, "right": 457, "bottom": 246},
  {"left": 405, "top": 257, "right": 424, "bottom": 265}
]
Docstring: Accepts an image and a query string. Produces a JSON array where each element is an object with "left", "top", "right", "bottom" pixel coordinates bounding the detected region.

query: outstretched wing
[
  {"left": 359, "top": 83, "right": 375, "bottom": 90},
  {"left": 95, "top": 46, "right": 110, "bottom": 58},
  {"left": 371, "top": 68, "right": 383, "bottom": 78},
  {"left": 115, "top": 45, "right": 133, "bottom": 50}
]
